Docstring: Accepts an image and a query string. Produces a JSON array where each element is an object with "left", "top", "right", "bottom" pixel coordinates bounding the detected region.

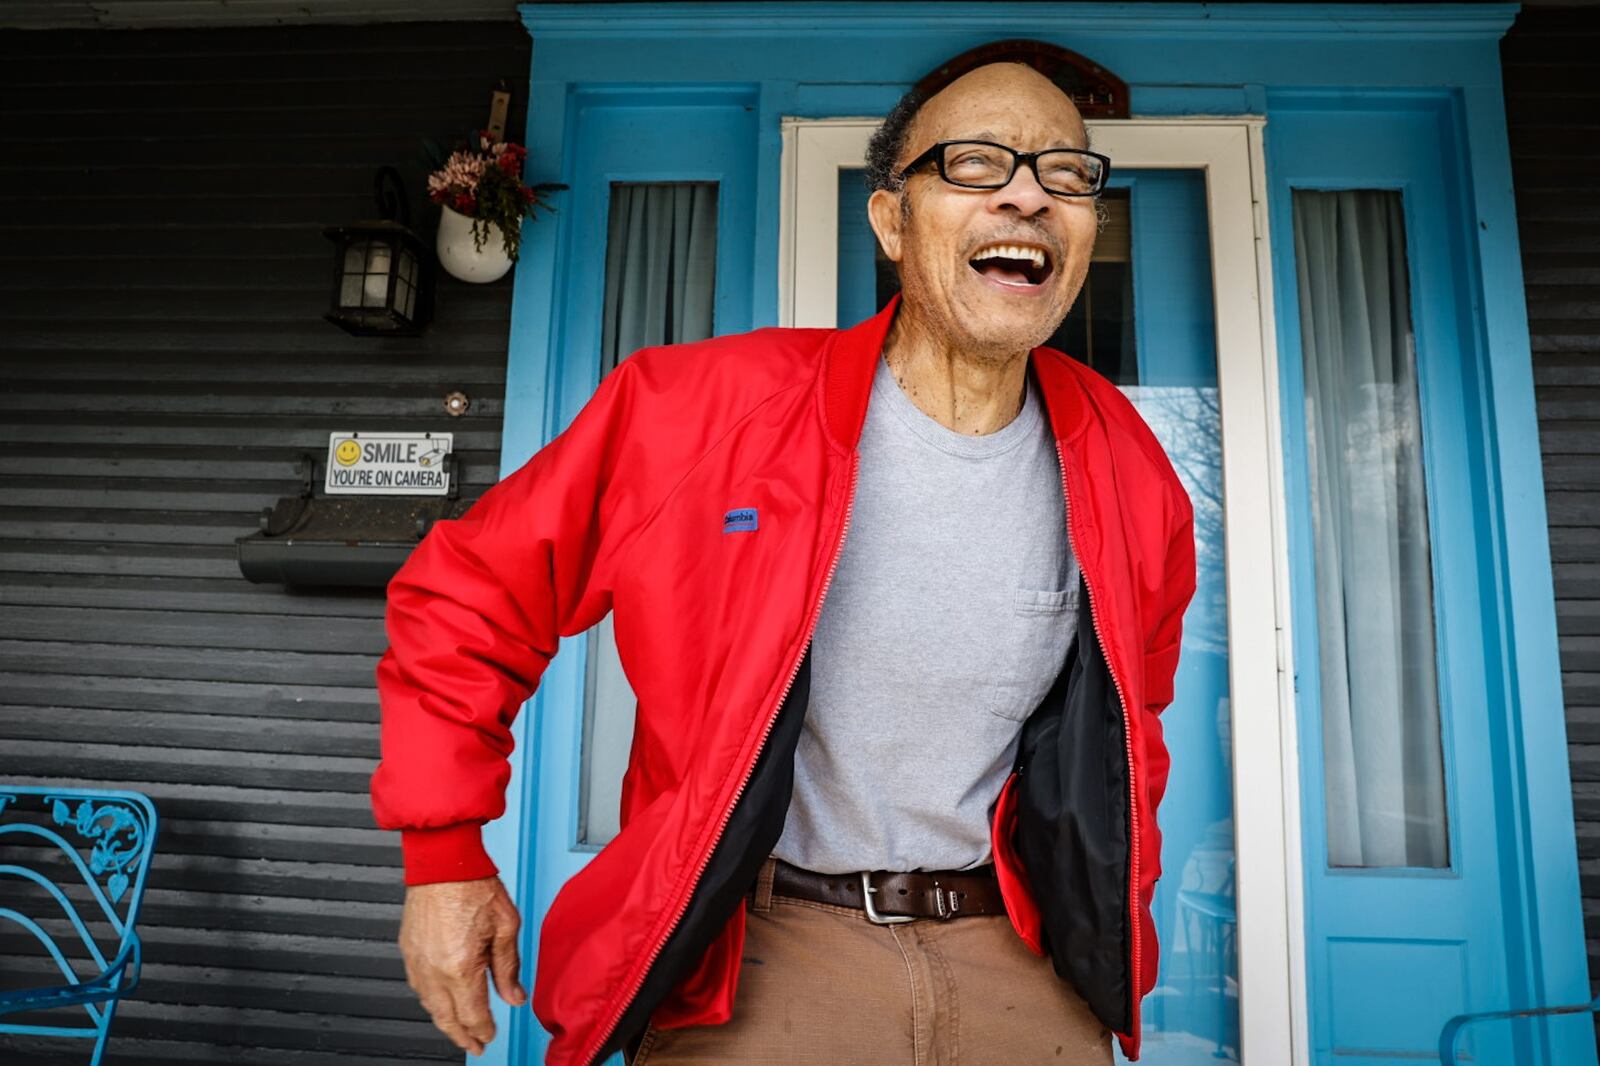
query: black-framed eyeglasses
[{"left": 897, "top": 139, "right": 1110, "bottom": 198}]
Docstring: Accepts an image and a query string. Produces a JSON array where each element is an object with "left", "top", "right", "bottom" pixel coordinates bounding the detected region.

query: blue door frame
[{"left": 477, "top": 5, "right": 1585, "bottom": 1064}]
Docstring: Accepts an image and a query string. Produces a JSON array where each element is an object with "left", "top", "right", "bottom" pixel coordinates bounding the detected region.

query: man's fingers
[
  {"left": 489, "top": 923, "right": 526, "bottom": 1006},
  {"left": 407, "top": 964, "right": 448, "bottom": 1023},
  {"left": 444, "top": 964, "right": 498, "bottom": 1049},
  {"left": 436, "top": 1014, "right": 486, "bottom": 1056},
  {"left": 417, "top": 990, "right": 477, "bottom": 1053},
  {"left": 427, "top": 975, "right": 490, "bottom": 1055},
  {"left": 411, "top": 963, "right": 488, "bottom": 1054}
]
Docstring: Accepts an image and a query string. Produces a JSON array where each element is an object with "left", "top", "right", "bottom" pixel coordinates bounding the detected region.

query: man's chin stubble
[
  {"left": 899, "top": 266, "right": 1066, "bottom": 361},
  {"left": 959, "top": 291, "right": 1068, "bottom": 358}
]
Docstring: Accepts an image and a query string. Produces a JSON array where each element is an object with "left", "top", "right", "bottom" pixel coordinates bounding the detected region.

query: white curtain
[
  {"left": 581, "top": 182, "right": 719, "bottom": 846},
  {"left": 1293, "top": 189, "right": 1448, "bottom": 868},
  {"left": 600, "top": 182, "right": 718, "bottom": 371}
]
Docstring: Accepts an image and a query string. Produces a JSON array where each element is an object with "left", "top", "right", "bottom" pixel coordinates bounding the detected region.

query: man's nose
[{"left": 989, "top": 161, "right": 1054, "bottom": 216}]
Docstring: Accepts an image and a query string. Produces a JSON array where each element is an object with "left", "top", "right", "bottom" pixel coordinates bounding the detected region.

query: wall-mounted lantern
[{"left": 324, "top": 166, "right": 433, "bottom": 336}]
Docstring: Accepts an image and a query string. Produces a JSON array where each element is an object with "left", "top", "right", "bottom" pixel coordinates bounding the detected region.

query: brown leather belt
[{"left": 766, "top": 857, "right": 1006, "bottom": 922}]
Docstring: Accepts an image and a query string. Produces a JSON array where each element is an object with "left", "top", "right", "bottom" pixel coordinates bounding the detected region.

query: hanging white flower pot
[{"left": 436, "top": 204, "right": 514, "bottom": 284}]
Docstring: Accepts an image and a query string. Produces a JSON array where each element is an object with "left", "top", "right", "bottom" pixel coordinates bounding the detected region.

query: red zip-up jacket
[{"left": 372, "top": 293, "right": 1196, "bottom": 1064}]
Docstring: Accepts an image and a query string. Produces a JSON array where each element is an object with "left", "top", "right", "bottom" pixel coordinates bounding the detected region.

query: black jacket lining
[{"left": 1015, "top": 568, "right": 1134, "bottom": 1034}]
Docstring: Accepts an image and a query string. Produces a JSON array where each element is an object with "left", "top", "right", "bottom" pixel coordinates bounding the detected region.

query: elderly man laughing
[{"left": 372, "top": 57, "right": 1195, "bottom": 1066}]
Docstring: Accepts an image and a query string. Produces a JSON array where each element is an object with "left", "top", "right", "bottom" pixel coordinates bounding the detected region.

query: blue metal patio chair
[
  {"left": 1437, "top": 991, "right": 1600, "bottom": 1064},
  {"left": 0, "top": 786, "right": 158, "bottom": 1064}
]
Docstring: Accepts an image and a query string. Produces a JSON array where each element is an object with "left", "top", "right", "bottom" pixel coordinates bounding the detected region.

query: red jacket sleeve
[{"left": 370, "top": 359, "right": 649, "bottom": 885}]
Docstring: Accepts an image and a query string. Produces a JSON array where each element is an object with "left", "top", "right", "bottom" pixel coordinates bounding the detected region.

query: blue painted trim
[
  {"left": 1455, "top": 60, "right": 1593, "bottom": 1061},
  {"left": 518, "top": 4, "right": 1518, "bottom": 92},
  {"left": 521, "top": 3, "right": 1518, "bottom": 38}
]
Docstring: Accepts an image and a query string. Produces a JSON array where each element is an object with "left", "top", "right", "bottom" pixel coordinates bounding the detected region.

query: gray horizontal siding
[
  {"left": 1503, "top": 5, "right": 1600, "bottom": 1024},
  {"left": 0, "top": 19, "right": 529, "bottom": 1065}
]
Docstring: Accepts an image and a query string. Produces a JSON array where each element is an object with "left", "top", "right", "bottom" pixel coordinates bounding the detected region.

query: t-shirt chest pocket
[
  {"left": 1013, "top": 586, "right": 1078, "bottom": 614},
  {"left": 988, "top": 574, "right": 1081, "bottom": 721}
]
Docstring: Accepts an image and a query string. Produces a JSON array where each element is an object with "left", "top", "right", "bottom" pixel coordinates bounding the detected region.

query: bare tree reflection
[{"left": 1127, "top": 384, "right": 1226, "bottom": 658}]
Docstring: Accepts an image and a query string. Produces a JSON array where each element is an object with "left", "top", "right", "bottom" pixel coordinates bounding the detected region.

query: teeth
[{"left": 972, "top": 243, "right": 1047, "bottom": 269}]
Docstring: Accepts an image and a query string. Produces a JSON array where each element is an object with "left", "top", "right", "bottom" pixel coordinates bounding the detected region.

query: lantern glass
[
  {"left": 362, "top": 243, "right": 392, "bottom": 307},
  {"left": 324, "top": 223, "right": 430, "bottom": 336}
]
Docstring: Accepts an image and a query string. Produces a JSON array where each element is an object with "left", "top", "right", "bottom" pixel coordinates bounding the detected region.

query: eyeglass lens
[{"left": 942, "top": 142, "right": 1102, "bottom": 196}]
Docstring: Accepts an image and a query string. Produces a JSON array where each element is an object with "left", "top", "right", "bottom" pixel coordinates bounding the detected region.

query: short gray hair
[{"left": 863, "top": 86, "right": 929, "bottom": 194}]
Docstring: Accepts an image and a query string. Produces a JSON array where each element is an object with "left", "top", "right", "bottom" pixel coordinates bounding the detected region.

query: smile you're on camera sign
[{"left": 325, "top": 432, "right": 452, "bottom": 496}]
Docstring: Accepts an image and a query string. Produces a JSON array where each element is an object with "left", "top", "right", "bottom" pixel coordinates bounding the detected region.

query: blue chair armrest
[{"left": 1438, "top": 992, "right": 1600, "bottom": 1063}]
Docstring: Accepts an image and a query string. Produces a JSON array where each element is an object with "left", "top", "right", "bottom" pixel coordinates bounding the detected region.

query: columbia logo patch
[{"left": 723, "top": 508, "right": 759, "bottom": 534}]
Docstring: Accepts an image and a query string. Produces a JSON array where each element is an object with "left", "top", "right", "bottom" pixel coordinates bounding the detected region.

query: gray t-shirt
[{"left": 770, "top": 353, "right": 1080, "bottom": 874}]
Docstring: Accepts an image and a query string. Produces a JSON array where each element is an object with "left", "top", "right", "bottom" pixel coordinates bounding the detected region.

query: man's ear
[{"left": 867, "top": 188, "right": 905, "bottom": 265}]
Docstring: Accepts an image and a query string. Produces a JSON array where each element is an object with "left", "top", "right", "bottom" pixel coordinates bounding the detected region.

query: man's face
[{"left": 868, "top": 63, "right": 1099, "bottom": 361}]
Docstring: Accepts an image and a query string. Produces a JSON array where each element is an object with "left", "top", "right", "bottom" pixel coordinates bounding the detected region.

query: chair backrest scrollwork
[{"left": 0, "top": 785, "right": 160, "bottom": 1063}]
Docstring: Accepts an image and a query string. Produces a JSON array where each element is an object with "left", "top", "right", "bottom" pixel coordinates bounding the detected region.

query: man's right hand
[{"left": 399, "top": 876, "right": 527, "bottom": 1056}]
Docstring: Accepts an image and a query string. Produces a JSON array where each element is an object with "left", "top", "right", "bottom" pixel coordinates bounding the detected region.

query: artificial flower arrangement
[{"left": 425, "top": 130, "right": 565, "bottom": 263}]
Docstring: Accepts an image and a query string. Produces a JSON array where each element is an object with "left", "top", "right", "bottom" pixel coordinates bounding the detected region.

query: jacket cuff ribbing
[{"left": 400, "top": 823, "right": 498, "bottom": 886}]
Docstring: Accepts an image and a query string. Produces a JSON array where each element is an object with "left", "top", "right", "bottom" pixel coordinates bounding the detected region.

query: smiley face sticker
[{"left": 334, "top": 438, "right": 362, "bottom": 467}]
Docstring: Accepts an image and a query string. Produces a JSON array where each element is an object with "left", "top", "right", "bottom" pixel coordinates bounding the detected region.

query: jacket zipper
[
  {"left": 1055, "top": 438, "right": 1142, "bottom": 1045},
  {"left": 577, "top": 451, "right": 861, "bottom": 1066}
]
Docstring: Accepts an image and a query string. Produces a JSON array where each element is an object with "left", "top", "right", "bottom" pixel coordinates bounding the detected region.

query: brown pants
[{"left": 625, "top": 857, "right": 1112, "bottom": 1066}]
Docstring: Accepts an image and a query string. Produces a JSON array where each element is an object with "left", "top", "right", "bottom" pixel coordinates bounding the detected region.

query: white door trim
[{"left": 779, "top": 115, "right": 1307, "bottom": 1066}]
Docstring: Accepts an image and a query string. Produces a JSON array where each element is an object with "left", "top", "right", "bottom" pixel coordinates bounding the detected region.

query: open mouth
[{"left": 968, "top": 241, "right": 1054, "bottom": 288}]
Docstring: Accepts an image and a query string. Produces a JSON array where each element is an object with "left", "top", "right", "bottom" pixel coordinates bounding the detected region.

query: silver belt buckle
[{"left": 859, "top": 871, "right": 915, "bottom": 924}]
